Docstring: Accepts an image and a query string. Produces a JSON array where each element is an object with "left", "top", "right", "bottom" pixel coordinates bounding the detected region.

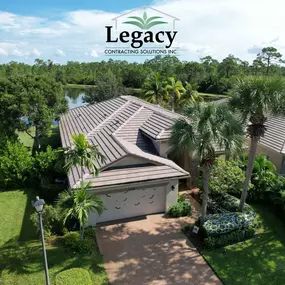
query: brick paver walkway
[{"left": 96, "top": 197, "right": 221, "bottom": 285}]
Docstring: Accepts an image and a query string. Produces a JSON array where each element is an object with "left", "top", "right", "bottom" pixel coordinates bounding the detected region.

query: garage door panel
[{"left": 89, "top": 186, "right": 166, "bottom": 224}]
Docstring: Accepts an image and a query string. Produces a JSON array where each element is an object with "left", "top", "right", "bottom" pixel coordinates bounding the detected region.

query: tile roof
[
  {"left": 59, "top": 96, "right": 188, "bottom": 188},
  {"left": 259, "top": 115, "right": 285, "bottom": 154},
  {"left": 215, "top": 98, "right": 285, "bottom": 154}
]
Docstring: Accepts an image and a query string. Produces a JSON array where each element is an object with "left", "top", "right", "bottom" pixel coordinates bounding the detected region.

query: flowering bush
[
  {"left": 204, "top": 227, "right": 255, "bottom": 249},
  {"left": 203, "top": 211, "right": 256, "bottom": 236}
]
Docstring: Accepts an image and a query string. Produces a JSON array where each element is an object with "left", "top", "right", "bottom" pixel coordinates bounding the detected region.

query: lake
[{"left": 65, "top": 87, "right": 87, "bottom": 109}]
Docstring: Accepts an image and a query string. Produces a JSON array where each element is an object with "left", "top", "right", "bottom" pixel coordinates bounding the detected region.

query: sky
[{"left": 1, "top": 0, "right": 285, "bottom": 64}]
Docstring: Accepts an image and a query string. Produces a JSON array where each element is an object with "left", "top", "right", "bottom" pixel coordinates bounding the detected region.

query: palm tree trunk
[
  {"left": 81, "top": 157, "right": 84, "bottom": 184},
  {"left": 183, "top": 150, "right": 191, "bottom": 188},
  {"left": 80, "top": 226, "right": 84, "bottom": 240},
  {"left": 200, "top": 166, "right": 211, "bottom": 225},
  {"left": 239, "top": 136, "right": 259, "bottom": 211}
]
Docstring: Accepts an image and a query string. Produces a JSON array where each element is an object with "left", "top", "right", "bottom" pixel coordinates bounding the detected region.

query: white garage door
[{"left": 89, "top": 185, "right": 166, "bottom": 224}]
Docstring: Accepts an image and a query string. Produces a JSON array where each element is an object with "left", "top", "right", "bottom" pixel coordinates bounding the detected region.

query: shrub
[
  {"left": 239, "top": 154, "right": 278, "bottom": 201},
  {"left": 30, "top": 205, "right": 62, "bottom": 237},
  {"left": 56, "top": 268, "right": 92, "bottom": 285},
  {"left": 63, "top": 231, "right": 94, "bottom": 254},
  {"left": 84, "top": 227, "right": 96, "bottom": 238},
  {"left": 168, "top": 201, "right": 192, "bottom": 217},
  {"left": 33, "top": 146, "right": 62, "bottom": 178},
  {"left": 204, "top": 227, "right": 255, "bottom": 249},
  {"left": 209, "top": 159, "right": 247, "bottom": 196},
  {"left": 177, "top": 195, "right": 185, "bottom": 203},
  {"left": 203, "top": 211, "right": 256, "bottom": 236},
  {"left": 0, "top": 140, "right": 33, "bottom": 186},
  {"left": 207, "top": 197, "right": 229, "bottom": 214},
  {"left": 217, "top": 193, "right": 253, "bottom": 213}
]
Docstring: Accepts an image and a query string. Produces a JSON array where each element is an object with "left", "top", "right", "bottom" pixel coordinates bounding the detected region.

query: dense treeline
[{"left": 0, "top": 47, "right": 284, "bottom": 95}]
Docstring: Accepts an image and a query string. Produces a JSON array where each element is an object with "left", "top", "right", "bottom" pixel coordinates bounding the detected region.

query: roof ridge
[
  {"left": 121, "top": 95, "right": 182, "bottom": 120},
  {"left": 86, "top": 99, "right": 130, "bottom": 137},
  {"left": 113, "top": 105, "right": 145, "bottom": 136},
  {"left": 114, "top": 136, "right": 188, "bottom": 175}
]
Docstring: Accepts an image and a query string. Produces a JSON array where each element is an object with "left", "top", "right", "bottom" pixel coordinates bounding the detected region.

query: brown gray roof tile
[{"left": 59, "top": 95, "right": 188, "bottom": 188}]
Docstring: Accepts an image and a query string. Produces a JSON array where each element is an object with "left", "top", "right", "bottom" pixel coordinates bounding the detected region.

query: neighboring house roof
[
  {"left": 215, "top": 98, "right": 285, "bottom": 154},
  {"left": 59, "top": 95, "right": 189, "bottom": 188},
  {"left": 259, "top": 115, "right": 285, "bottom": 154}
]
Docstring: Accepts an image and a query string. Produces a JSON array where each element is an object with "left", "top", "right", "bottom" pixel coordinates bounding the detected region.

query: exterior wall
[
  {"left": 88, "top": 179, "right": 179, "bottom": 225},
  {"left": 256, "top": 143, "right": 283, "bottom": 172},
  {"left": 151, "top": 139, "right": 170, "bottom": 158},
  {"left": 165, "top": 180, "right": 178, "bottom": 209},
  {"left": 159, "top": 141, "right": 171, "bottom": 157}
]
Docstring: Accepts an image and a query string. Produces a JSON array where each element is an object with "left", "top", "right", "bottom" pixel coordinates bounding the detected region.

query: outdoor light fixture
[
  {"left": 171, "top": 185, "right": 175, "bottom": 191},
  {"left": 32, "top": 196, "right": 45, "bottom": 213},
  {"left": 32, "top": 196, "right": 50, "bottom": 285}
]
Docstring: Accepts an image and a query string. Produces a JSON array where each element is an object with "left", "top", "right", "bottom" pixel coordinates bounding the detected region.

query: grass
[
  {"left": 18, "top": 126, "right": 61, "bottom": 151},
  {"left": 0, "top": 190, "right": 108, "bottom": 285},
  {"left": 202, "top": 205, "right": 285, "bottom": 285}
]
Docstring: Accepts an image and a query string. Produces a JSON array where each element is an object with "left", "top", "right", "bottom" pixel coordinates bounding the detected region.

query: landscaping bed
[
  {"left": 202, "top": 205, "right": 285, "bottom": 285},
  {"left": 0, "top": 190, "right": 108, "bottom": 285}
]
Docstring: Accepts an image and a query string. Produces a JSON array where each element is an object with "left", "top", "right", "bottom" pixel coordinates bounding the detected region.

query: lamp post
[{"left": 32, "top": 196, "right": 50, "bottom": 285}]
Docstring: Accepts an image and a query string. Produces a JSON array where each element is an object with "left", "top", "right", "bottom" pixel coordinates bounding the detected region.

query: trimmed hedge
[
  {"left": 203, "top": 211, "right": 256, "bottom": 236},
  {"left": 204, "top": 227, "right": 255, "bottom": 249},
  {"left": 168, "top": 201, "right": 192, "bottom": 218},
  {"left": 218, "top": 193, "right": 253, "bottom": 213},
  {"left": 56, "top": 268, "right": 92, "bottom": 285},
  {"left": 63, "top": 232, "right": 94, "bottom": 254}
]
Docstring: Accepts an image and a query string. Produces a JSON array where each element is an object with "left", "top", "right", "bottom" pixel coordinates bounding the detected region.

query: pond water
[{"left": 65, "top": 87, "right": 87, "bottom": 109}]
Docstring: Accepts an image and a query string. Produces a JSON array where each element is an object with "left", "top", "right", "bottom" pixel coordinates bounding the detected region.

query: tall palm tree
[
  {"left": 178, "top": 82, "right": 202, "bottom": 106},
  {"left": 177, "top": 82, "right": 227, "bottom": 111},
  {"left": 142, "top": 72, "right": 167, "bottom": 105},
  {"left": 57, "top": 182, "right": 104, "bottom": 240},
  {"left": 170, "top": 102, "right": 243, "bottom": 224},
  {"left": 229, "top": 76, "right": 285, "bottom": 211},
  {"left": 63, "top": 133, "right": 105, "bottom": 183},
  {"left": 165, "top": 77, "right": 185, "bottom": 112}
]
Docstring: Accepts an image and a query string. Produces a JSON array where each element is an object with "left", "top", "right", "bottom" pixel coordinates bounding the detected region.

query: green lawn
[
  {"left": 18, "top": 126, "right": 61, "bottom": 150},
  {"left": 202, "top": 205, "right": 285, "bottom": 285},
  {"left": 0, "top": 190, "right": 108, "bottom": 285}
]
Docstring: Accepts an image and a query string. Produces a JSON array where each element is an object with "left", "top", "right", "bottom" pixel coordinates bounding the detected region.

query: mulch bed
[{"left": 183, "top": 225, "right": 206, "bottom": 250}]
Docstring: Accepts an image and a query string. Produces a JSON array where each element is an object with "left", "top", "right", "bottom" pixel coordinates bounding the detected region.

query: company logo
[
  {"left": 105, "top": 6, "right": 179, "bottom": 56},
  {"left": 123, "top": 12, "right": 167, "bottom": 30}
]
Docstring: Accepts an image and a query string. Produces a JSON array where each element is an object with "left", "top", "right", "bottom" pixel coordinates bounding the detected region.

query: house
[
  {"left": 256, "top": 115, "right": 285, "bottom": 174},
  {"left": 59, "top": 95, "right": 189, "bottom": 224}
]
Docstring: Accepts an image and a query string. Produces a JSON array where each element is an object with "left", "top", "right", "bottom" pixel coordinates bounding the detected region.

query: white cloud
[
  {"left": 30, "top": 48, "right": 42, "bottom": 57},
  {"left": 0, "top": 48, "right": 8, "bottom": 56},
  {"left": 11, "top": 49, "right": 28, "bottom": 57},
  {"left": 90, "top": 49, "right": 99, "bottom": 58},
  {"left": 1, "top": 0, "right": 285, "bottom": 63},
  {"left": 0, "top": 11, "right": 43, "bottom": 31},
  {"left": 54, "top": 49, "right": 65, "bottom": 56}
]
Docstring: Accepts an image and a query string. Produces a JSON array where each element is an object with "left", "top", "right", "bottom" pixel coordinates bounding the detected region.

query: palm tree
[
  {"left": 177, "top": 82, "right": 227, "bottom": 110},
  {"left": 165, "top": 77, "right": 185, "bottom": 112},
  {"left": 178, "top": 82, "right": 202, "bottom": 106},
  {"left": 57, "top": 182, "right": 104, "bottom": 240},
  {"left": 170, "top": 102, "right": 243, "bottom": 224},
  {"left": 142, "top": 72, "right": 167, "bottom": 105},
  {"left": 63, "top": 133, "right": 105, "bottom": 183},
  {"left": 229, "top": 76, "right": 285, "bottom": 211}
]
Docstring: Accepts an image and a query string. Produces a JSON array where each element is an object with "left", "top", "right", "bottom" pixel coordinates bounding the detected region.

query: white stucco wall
[
  {"left": 88, "top": 179, "right": 179, "bottom": 224},
  {"left": 151, "top": 139, "right": 171, "bottom": 158},
  {"left": 165, "top": 180, "right": 178, "bottom": 209}
]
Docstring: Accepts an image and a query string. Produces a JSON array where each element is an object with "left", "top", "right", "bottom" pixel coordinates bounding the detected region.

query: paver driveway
[{"left": 96, "top": 206, "right": 221, "bottom": 285}]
